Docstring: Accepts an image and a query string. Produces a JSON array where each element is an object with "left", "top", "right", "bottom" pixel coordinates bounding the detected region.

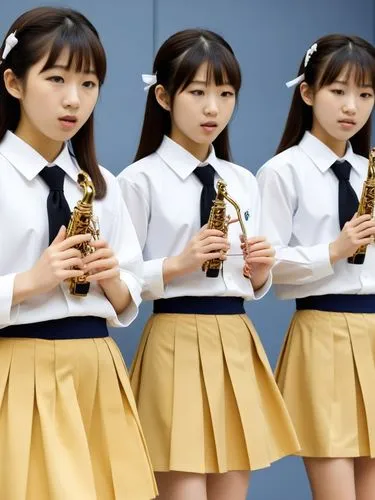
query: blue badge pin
[{"left": 244, "top": 210, "right": 250, "bottom": 221}]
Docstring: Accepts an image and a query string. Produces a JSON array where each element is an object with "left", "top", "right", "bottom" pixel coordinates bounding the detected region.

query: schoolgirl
[
  {"left": 118, "top": 28, "right": 299, "bottom": 500},
  {"left": 0, "top": 7, "right": 156, "bottom": 499},
  {"left": 257, "top": 34, "right": 375, "bottom": 500}
]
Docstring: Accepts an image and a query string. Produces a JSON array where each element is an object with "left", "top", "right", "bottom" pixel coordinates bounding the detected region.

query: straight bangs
[
  {"left": 318, "top": 45, "right": 375, "bottom": 90},
  {"left": 39, "top": 23, "right": 106, "bottom": 84},
  {"left": 172, "top": 41, "right": 241, "bottom": 95}
]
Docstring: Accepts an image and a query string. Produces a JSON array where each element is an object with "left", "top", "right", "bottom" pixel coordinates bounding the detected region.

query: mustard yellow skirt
[
  {"left": 130, "top": 313, "right": 300, "bottom": 473},
  {"left": 0, "top": 336, "right": 157, "bottom": 500},
  {"left": 276, "top": 310, "right": 375, "bottom": 458}
]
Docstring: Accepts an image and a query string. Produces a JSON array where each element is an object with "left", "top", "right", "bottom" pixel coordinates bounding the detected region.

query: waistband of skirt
[
  {"left": 153, "top": 296, "right": 245, "bottom": 315},
  {"left": 296, "top": 294, "right": 375, "bottom": 313},
  {"left": 1, "top": 316, "right": 109, "bottom": 340}
]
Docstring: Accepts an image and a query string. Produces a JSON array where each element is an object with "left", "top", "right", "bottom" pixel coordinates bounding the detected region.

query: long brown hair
[
  {"left": 134, "top": 29, "right": 242, "bottom": 162},
  {"left": 277, "top": 34, "right": 375, "bottom": 157},
  {"left": 0, "top": 6, "right": 107, "bottom": 198}
]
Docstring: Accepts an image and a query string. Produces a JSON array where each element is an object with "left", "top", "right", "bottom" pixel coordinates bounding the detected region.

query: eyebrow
[
  {"left": 41, "top": 64, "right": 97, "bottom": 75},
  {"left": 189, "top": 79, "right": 232, "bottom": 85},
  {"left": 333, "top": 79, "right": 373, "bottom": 88}
]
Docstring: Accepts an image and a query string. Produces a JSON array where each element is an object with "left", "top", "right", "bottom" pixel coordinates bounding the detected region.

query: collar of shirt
[
  {"left": 157, "top": 135, "right": 227, "bottom": 180},
  {"left": 0, "top": 130, "right": 79, "bottom": 182},
  {"left": 299, "top": 131, "right": 359, "bottom": 174}
]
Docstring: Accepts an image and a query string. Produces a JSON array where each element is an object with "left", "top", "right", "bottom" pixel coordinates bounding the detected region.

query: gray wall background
[{"left": 1, "top": 1, "right": 374, "bottom": 498}]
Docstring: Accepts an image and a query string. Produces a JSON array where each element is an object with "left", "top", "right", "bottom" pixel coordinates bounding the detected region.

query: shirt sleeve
[
  {"left": 105, "top": 177, "right": 144, "bottom": 327},
  {"left": 0, "top": 273, "right": 20, "bottom": 328},
  {"left": 256, "top": 165, "right": 334, "bottom": 285},
  {"left": 117, "top": 174, "right": 166, "bottom": 300},
  {"left": 250, "top": 178, "right": 272, "bottom": 298}
]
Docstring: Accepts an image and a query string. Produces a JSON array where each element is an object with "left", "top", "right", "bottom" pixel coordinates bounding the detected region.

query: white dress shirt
[
  {"left": 256, "top": 131, "right": 375, "bottom": 299},
  {"left": 0, "top": 131, "right": 143, "bottom": 328},
  {"left": 118, "top": 135, "right": 271, "bottom": 301}
]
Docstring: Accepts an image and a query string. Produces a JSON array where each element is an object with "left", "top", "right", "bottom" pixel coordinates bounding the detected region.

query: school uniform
[
  {"left": 0, "top": 131, "right": 157, "bottom": 500},
  {"left": 117, "top": 135, "right": 299, "bottom": 474},
  {"left": 257, "top": 130, "right": 375, "bottom": 457}
]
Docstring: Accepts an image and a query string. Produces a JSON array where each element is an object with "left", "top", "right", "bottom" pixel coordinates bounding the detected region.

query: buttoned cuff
[
  {"left": 0, "top": 273, "right": 19, "bottom": 328},
  {"left": 142, "top": 258, "right": 166, "bottom": 300}
]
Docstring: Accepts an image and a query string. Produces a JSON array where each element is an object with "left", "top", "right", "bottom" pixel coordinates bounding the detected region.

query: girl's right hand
[
  {"left": 329, "top": 213, "right": 375, "bottom": 264},
  {"left": 163, "top": 225, "right": 230, "bottom": 283},
  {"left": 13, "top": 226, "right": 91, "bottom": 304}
]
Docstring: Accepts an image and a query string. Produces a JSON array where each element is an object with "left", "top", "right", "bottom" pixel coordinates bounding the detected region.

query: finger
[
  {"left": 59, "top": 257, "right": 84, "bottom": 269},
  {"left": 59, "top": 248, "right": 83, "bottom": 261},
  {"left": 246, "top": 242, "right": 272, "bottom": 253},
  {"left": 86, "top": 268, "right": 120, "bottom": 282},
  {"left": 51, "top": 225, "right": 67, "bottom": 245},
  {"left": 84, "top": 258, "right": 117, "bottom": 272},
  {"left": 58, "top": 233, "right": 92, "bottom": 251},
  {"left": 199, "top": 228, "right": 225, "bottom": 239},
  {"left": 89, "top": 239, "right": 109, "bottom": 249},
  {"left": 82, "top": 248, "right": 113, "bottom": 264},
  {"left": 348, "top": 213, "right": 372, "bottom": 227},
  {"left": 227, "top": 217, "right": 239, "bottom": 225},
  {"left": 352, "top": 220, "right": 375, "bottom": 232},
  {"left": 246, "top": 252, "right": 274, "bottom": 263},
  {"left": 356, "top": 227, "right": 375, "bottom": 239},
  {"left": 200, "top": 236, "right": 230, "bottom": 248},
  {"left": 201, "top": 242, "right": 231, "bottom": 254}
]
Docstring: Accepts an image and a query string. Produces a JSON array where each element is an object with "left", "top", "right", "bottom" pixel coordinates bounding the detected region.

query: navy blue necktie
[
  {"left": 193, "top": 165, "right": 217, "bottom": 227},
  {"left": 331, "top": 160, "right": 363, "bottom": 264},
  {"left": 39, "top": 165, "right": 71, "bottom": 244}
]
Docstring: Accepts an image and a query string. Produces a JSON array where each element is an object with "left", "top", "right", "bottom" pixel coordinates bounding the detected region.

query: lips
[
  {"left": 59, "top": 115, "right": 78, "bottom": 123},
  {"left": 338, "top": 119, "right": 356, "bottom": 125},
  {"left": 201, "top": 122, "right": 217, "bottom": 127}
]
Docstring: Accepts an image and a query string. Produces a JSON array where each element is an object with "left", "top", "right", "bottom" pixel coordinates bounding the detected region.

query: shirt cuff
[
  {"left": 311, "top": 243, "right": 334, "bottom": 280},
  {"left": 107, "top": 270, "right": 142, "bottom": 327},
  {"left": 253, "top": 272, "right": 272, "bottom": 300},
  {"left": 142, "top": 258, "right": 166, "bottom": 300},
  {"left": 0, "top": 273, "right": 19, "bottom": 327}
]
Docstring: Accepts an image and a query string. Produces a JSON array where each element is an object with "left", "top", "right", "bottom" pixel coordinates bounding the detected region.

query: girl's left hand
[
  {"left": 240, "top": 235, "right": 275, "bottom": 290},
  {"left": 83, "top": 239, "right": 120, "bottom": 287}
]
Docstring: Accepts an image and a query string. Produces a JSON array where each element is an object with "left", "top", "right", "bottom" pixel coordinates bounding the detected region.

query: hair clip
[
  {"left": 285, "top": 42, "right": 318, "bottom": 88},
  {"left": 1, "top": 31, "right": 18, "bottom": 61},
  {"left": 142, "top": 73, "right": 157, "bottom": 91}
]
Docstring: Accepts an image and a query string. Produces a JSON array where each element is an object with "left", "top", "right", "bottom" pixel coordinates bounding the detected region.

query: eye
[
  {"left": 47, "top": 76, "right": 64, "bottom": 84},
  {"left": 190, "top": 89, "right": 204, "bottom": 96},
  {"left": 331, "top": 89, "right": 344, "bottom": 95},
  {"left": 82, "top": 80, "right": 97, "bottom": 89},
  {"left": 221, "top": 91, "right": 234, "bottom": 97},
  {"left": 361, "top": 92, "right": 374, "bottom": 99}
]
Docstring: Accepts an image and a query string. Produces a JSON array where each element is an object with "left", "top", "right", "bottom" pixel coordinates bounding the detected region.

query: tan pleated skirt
[
  {"left": 0, "top": 336, "right": 157, "bottom": 500},
  {"left": 130, "top": 313, "right": 300, "bottom": 473},
  {"left": 276, "top": 310, "right": 375, "bottom": 458}
]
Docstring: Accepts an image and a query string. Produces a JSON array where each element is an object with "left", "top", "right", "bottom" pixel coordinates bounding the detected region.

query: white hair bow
[
  {"left": 142, "top": 73, "right": 157, "bottom": 91},
  {"left": 285, "top": 42, "right": 318, "bottom": 88},
  {"left": 2, "top": 32, "right": 18, "bottom": 61}
]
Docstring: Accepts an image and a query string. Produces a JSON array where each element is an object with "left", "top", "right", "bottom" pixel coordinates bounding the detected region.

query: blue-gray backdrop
[{"left": 2, "top": 1, "right": 374, "bottom": 498}]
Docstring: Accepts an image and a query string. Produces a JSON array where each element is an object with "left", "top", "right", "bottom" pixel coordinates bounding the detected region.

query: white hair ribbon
[
  {"left": 142, "top": 73, "right": 157, "bottom": 91},
  {"left": 2, "top": 32, "right": 18, "bottom": 61},
  {"left": 285, "top": 42, "right": 318, "bottom": 88}
]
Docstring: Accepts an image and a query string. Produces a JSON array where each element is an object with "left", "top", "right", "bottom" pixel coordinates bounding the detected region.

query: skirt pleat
[
  {"left": 130, "top": 313, "right": 300, "bottom": 473},
  {"left": 0, "top": 337, "right": 157, "bottom": 500},
  {"left": 276, "top": 310, "right": 375, "bottom": 457}
]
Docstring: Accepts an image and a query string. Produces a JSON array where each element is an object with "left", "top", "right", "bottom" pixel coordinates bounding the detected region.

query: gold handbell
[
  {"left": 203, "top": 179, "right": 248, "bottom": 278},
  {"left": 66, "top": 171, "right": 99, "bottom": 296},
  {"left": 348, "top": 147, "right": 375, "bottom": 264}
]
